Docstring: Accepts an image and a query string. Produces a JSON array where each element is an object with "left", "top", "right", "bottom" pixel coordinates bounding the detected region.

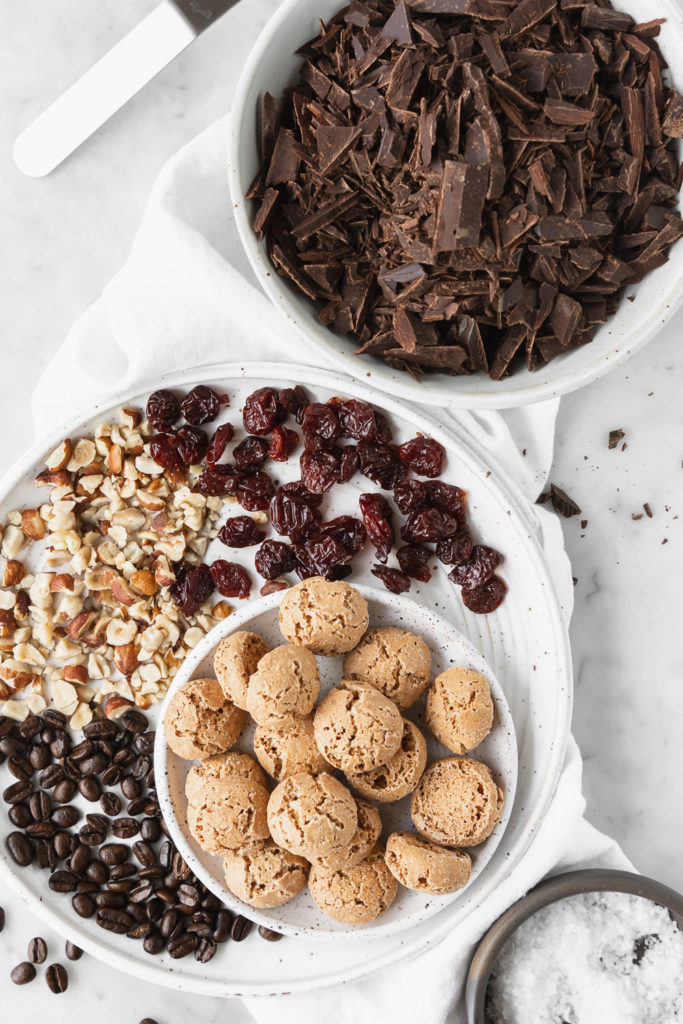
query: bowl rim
[
  {"left": 464, "top": 866, "right": 683, "bottom": 1024},
  {"left": 227, "top": 0, "right": 683, "bottom": 410}
]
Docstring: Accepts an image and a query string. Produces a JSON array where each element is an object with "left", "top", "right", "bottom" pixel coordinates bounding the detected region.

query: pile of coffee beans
[{"left": 1, "top": 708, "right": 269, "bottom": 963}]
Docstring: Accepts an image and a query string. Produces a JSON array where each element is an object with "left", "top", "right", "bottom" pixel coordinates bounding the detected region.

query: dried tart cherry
[
  {"left": 243, "top": 387, "right": 284, "bottom": 435},
  {"left": 209, "top": 560, "right": 251, "bottom": 599}
]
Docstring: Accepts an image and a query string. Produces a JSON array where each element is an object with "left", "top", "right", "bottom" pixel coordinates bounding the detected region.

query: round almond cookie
[
  {"left": 308, "top": 848, "right": 398, "bottom": 925},
  {"left": 213, "top": 631, "right": 269, "bottom": 710},
  {"left": 187, "top": 776, "right": 270, "bottom": 854},
  {"left": 345, "top": 719, "right": 427, "bottom": 803},
  {"left": 313, "top": 680, "right": 403, "bottom": 773},
  {"left": 163, "top": 678, "right": 245, "bottom": 761},
  {"left": 313, "top": 799, "right": 382, "bottom": 872},
  {"left": 279, "top": 577, "right": 369, "bottom": 656},
  {"left": 253, "top": 716, "right": 329, "bottom": 781},
  {"left": 385, "top": 832, "right": 471, "bottom": 895},
  {"left": 425, "top": 667, "right": 494, "bottom": 755},
  {"left": 343, "top": 626, "right": 431, "bottom": 709},
  {"left": 223, "top": 839, "right": 309, "bottom": 909},
  {"left": 185, "top": 751, "right": 268, "bottom": 803},
  {"left": 246, "top": 645, "right": 320, "bottom": 727},
  {"left": 267, "top": 771, "right": 357, "bottom": 859},
  {"left": 411, "top": 757, "right": 504, "bottom": 848}
]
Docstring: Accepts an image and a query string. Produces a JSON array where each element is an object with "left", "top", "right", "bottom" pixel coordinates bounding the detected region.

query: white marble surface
[{"left": 0, "top": 1, "right": 682, "bottom": 1020}]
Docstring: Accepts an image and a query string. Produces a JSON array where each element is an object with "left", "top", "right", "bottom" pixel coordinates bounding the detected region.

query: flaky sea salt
[{"left": 487, "top": 890, "right": 683, "bottom": 1024}]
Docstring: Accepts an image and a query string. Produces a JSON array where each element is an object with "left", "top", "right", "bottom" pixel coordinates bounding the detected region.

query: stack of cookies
[{"left": 163, "top": 578, "right": 504, "bottom": 925}]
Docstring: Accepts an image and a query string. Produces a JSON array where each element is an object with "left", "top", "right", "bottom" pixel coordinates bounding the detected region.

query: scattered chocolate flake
[
  {"left": 546, "top": 483, "right": 582, "bottom": 518},
  {"left": 250, "top": 0, "right": 683, "bottom": 381},
  {"left": 572, "top": 576, "right": 578, "bottom": 586},
  {"left": 632, "top": 512, "right": 644, "bottom": 520},
  {"left": 608, "top": 428, "right": 625, "bottom": 449},
  {"left": 661, "top": 538, "right": 668, "bottom": 544},
  {"left": 580, "top": 519, "right": 588, "bottom": 529},
  {"left": 643, "top": 502, "right": 653, "bottom": 518}
]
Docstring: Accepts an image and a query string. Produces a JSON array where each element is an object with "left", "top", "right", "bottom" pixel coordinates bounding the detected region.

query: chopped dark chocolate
[
  {"left": 608, "top": 428, "right": 625, "bottom": 449},
  {"left": 250, "top": 0, "right": 683, "bottom": 381}
]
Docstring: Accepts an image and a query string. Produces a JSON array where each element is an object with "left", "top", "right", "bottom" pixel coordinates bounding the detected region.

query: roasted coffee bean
[
  {"left": 53, "top": 831, "right": 72, "bottom": 860},
  {"left": 83, "top": 719, "right": 117, "bottom": 740},
  {"left": 0, "top": 736, "right": 25, "bottom": 758},
  {"left": 28, "top": 936, "right": 48, "bottom": 963},
  {"left": 70, "top": 738, "right": 95, "bottom": 762},
  {"left": 100, "top": 792, "right": 121, "bottom": 816},
  {"left": 79, "top": 753, "right": 108, "bottom": 777},
  {"left": 132, "top": 756, "right": 150, "bottom": 781},
  {"left": 96, "top": 908, "right": 133, "bottom": 934},
  {"left": 112, "top": 816, "right": 140, "bottom": 839},
  {"left": 138, "top": 865, "right": 164, "bottom": 881},
  {"left": 132, "top": 840, "right": 155, "bottom": 868},
  {"left": 40, "top": 727, "right": 55, "bottom": 744},
  {"left": 126, "top": 796, "right": 148, "bottom": 816},
  {"left": 143, "top": 930, "right": 164, "bottom": 956},
  {"left": 100, "top": 763, "right": 123, "bottom": 787},
  {"left": 25, "top": 821, "right": 55, "bottom": 839},
  {"left": 159, "top": 908, "right": 179, "bottom": 939},
  {"left": 0, "top": 716, "right": 13, "bottom": 736},
  {"left": 86, "top": 860, "right": 109, "bottom": 885},
  {"left": 45, "top": 963, "right": 68, "bottom": 994},
  {"left": 69, "top": 844, "right": 90, "bottom": 875},
  {"left": 36, "top": 839, "right": 57, "bottom": 869},
  {"left": 11, "top": 961, "right": 36, "bottom": 985},
  {"left": 178, "top": 883, "right": 200, "bottom": 908},
  {"left": 139, "top": 817, "right": 160, "bottom": 844},
  {"left": 144, "top": 799, "right": 160, "bottom": 818},
  {"left": 78, "top": 776, "right": 101, "bottom": 802},
  {"left": 29, "top": 790, "right": 51, "bottom": 821},
  {"left": 168, "top": 933, "right": 198, "bottom": 959},
  {"left": 76, "top": 880, "right": 99, "bottom": 895},
  {"left": 134, "top": 732, "right": 155, "bottom": 755},
  {"left": 79, "top": 825, "right": 105, "bottom": 847},
  {"left": 6, "top": 831, "right": 34, "bottom": 866},
  {"left": 164, "top": 873, "right": 179, "bottom": 891},
  {"left": 121, "top": 775, "right": 140, "bottom": 800},
  {"left": 8, "top": 754, "right": 33, "bottom": 781},
  {"left": 53, "top": 778, "right": 77, "bottom": 804},
  {"left": 39, "top": 764, "right": 64, "bottom": 789},
  {"left": 146, "top": 897, "right": 164, "bottom": 923},
  {"left": 158, "top": 841, "right": 173, "bottom": 870},
  {"left": 195, "top": 937, "right": 217, "bottom": 963},
  {"left": 109, "top": 862, "right": 136, "bottom": 880},
  {"left": 29, "top": 743, "right": 51, "bottom": 770},
  {"left": 231, "top": 915, "right": 252, "bottom": 942},
  {"left": 140, "top": 1019, "right": 160, "bottom": 1024},
  {"left": 48, "top": 870, "right": 78, "bottom": 893},
  {"left": 51, "top": 806, "right": 80, "bottom": 828},
  {"left": 212, "top": 908, "right": 233, "bottom": 943},
  {"left": 145, "top": 768, "right": 156, "bottom": 789},
  {"left": 258, "top": 926, "right": 283, "bottom": 942},
  {"left": 3, "top": 779, "right": 32, "bottom": 804},
  {"left": 42, "top": 709, "right": 67, "bottom": 731},
  {"left": 8, "top": 804, "right": 32, "bottom": 828},
  {"left": 130, "top": 881, "right": 154, "bottom": 904},
  {"left": 201, "top": 892, "right": 221, "bottom": 913},
  {"left": 72, "top": 894, "right": 96, "bottom": 918},
  {"left": 85, "top": 811, "right": 108, "bottom": 832},
  {"left": 65, "top": 941, "right": 83, "bottom": 961},
  {"left": 19, "top": 715, "right": 43, "bottom": 739},
  {"left": 0, "top": 906, "right": 5, "bottom": 932},
  {"left": 100, "top": 843, "right": 128, "bottom": 866},
  {"left": 113, "top": 748, "right": 135, "bottom": 768},
  {"left": 121, "top": 709, "right": 148, "bottom": 734},
  {"left": 49, "top": 734, "right": 71, "bottom": 759},
  {"left": 107, "top": 879, "right": 135, "bottom": 895},
  {"left": 172, "top": 851, "right": 190, "bottom": 880},
  {"left": 95, "top": 892, "right": 126, "bottom": 909}
]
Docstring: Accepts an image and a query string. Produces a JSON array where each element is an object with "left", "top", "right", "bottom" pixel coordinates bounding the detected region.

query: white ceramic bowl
[
  {"left": 228, "top": 0, "right": 683, "bottom": 409},
  {"left": 155, "top": 584, "right": 518, "bottom": 940}
]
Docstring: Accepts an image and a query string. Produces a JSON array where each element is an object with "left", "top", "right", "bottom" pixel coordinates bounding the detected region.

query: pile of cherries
[{"left": 145, "top": 384, "right": 507, "bottom": 615}]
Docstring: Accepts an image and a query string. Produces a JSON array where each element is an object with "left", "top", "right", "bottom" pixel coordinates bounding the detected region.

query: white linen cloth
[{"left": 33, "top": 117, "right": 630, "bottom": 1024}]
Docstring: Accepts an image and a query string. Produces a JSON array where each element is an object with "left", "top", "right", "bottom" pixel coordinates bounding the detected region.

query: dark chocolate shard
[
  {"left": 456, "top": 314, "right": 488, "bottom": 372},
  {"left": 544, "top": 98, "right": 595, "bottom": 126},
  {"left": 266, "top": 129, "right": 301, "bottom": 186},
  {"left": 549, "top": 483, "right": 581, "bottom": 517},
  {"left": 434, "top": 160, "right": 489, "bottom": 250},
  {"left": 489, "top": 325, "right": 526, "bottom": 379},
  {"left": 381, "top": 2, "right": 413, "bottom": 43},
  {"left": 479, "top": 33, "right": 510, "bottom": 77},
  {"left": 261, "top": 92, "right": 279, "bottom": 164},
  {"left": 662, "top": 90, "right": 683, "bottom": 138},
  {"left": 621, "top": 87, "right": 645, "bottom": 163},
  {"left": 608, "top": 428, "right": 625, "bottom": 449},
  {"left": 253, "top": 188, "right": 279, "bottom": 237},
  {"left": 384, "top": 345, "right": 469, "bottom": 370},
  {"left": 550, "top": 293, "right": 582, "bottom": 346},
  {"left": 498, "top": 0, "right": 557, "bottom": 40},
  {"left": 393, "top": 307, "right": 438, "bottom": 350},
  {"left": 580, "top": 5, "right": 632, "bottom": 31},
  {"left": 316, "top": 124, "right": 363, "bottom": 174},
  {"left": 552, "top": 53, "right": 597, "bottom": 96}
]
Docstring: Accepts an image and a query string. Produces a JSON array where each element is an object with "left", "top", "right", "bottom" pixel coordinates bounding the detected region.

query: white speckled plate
[
  {"left": 155, "top": 585, "right": 518, "bottom": 939},
  {"left": 0, "top": 362, "right": 571, "bottom": 994}
]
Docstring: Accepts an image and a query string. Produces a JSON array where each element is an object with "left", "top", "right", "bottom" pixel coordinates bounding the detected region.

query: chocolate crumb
[
  {"left": 643, "top": 503, "right": 653, "bottom": 518},
  {"left": 608, "top": 429, "right": 626, "bottom": 449},
  {"left": 632, "top": 513, "right": 644, "bottom": 521},
  {"left": 580, "top": 519, "right": 588, "bottom": 529},
  {"left": 550, "top": 484, "right": 581, "bottom": 518}
]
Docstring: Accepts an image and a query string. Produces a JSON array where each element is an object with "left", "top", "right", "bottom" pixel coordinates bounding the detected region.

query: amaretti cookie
[
  {"left": 313, "top": 680, "right": 403, "bottom": 773},
  {"left": 185, "top": 751, "right": 267, "bottom": 803},
  {"left": 164, "top": 678, "right": 245, "bottom": 761},
  {"left": 214, "top": 631, "right": 269, "bottom": 710},
  {"left": 253, "top": 716, "right": 328, "bottom": 781},
  {"left": 313, "top": 798, "right": 382, "bottom": 872},
  {"left": 246, "top": 645, "right": 320, "bottom": 727},
  {"left": 309, "top": 848, "right": 398, "bottom": 924},
  {"left": 385, "top": 832, "right": 471, "bottom": 895},
  {"left": 425, "top": 667, "right": 493, "bottom": 754},
  {"left": 345, "top": 719, "right": 427, "bottom": 802},
  {"left": 267, "top": 771, "right": 357, "bottom": 859},
  {"left": 187, "top": 776, "right": 270, "bottom": 854},
  {"left": 411, "top": 757, "right": 503, "bottom": 848},
  {"left": 279, "top": 577, "right": 369, "bottom": 655},
  {"left": 223, "top": 839, "right": 308, "bottom": 908},
  {"left": 343, "top": 627, "right": 431, "bottom": 709}
]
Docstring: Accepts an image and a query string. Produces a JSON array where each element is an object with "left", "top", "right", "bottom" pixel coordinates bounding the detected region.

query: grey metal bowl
[{"left": 465, "top": 868, "right": 683, "bottom": 1024}]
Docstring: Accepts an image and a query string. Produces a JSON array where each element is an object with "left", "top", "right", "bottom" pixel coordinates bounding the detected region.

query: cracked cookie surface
[
  {"left": 313, "top": 798, "right": 382, "bottom": 872},
  {"left": 214, "top": 631, "right": 269, "bottom": 710},
  {"left": 187, "top": 775, "right": 270, "bottom": 854},
  {"left": 163, "top": 678, "right": 245, "bottom": 761},
  {"left": 246, "top": 644, "right": 320, "bottom": 727},
  {"left": 425, "top": 667, "right": 493, "bottom": 754},
  {"left": 313, "top": 679, "right": 403, "bottom": 773},
  {"left": 309, "top": 847, "right": 398, "bottom": 924},
  {"left": 253, "top": 715, "right": 329, "bottom": 781},
  {"left": 345, "top": 719, "right": 427, "bottom": 802},
  {"left": 223, "top": 839, "right": 309, "bottom": 908},
  {"left": 343, "top": 626, "right": 431, "bottom": 709},
  {"left": 267, "top": 771, "right": 357, "bottom": 858},
  {"left": 385, "top": 832, "right": 471, "bottom": 895},
  {"left": 185, "top": 751, "right": 268, "bottom": 802},
  {"left": 411, "top": 757, "right": 503, "bottom": 848},
  {"left": 279, "top": 576, "right": 369, "bottom": 656}
]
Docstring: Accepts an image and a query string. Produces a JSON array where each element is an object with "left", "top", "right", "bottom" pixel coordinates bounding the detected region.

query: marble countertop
[{"left": 0, "top": 1, "right": 681, "bottom": 1019}]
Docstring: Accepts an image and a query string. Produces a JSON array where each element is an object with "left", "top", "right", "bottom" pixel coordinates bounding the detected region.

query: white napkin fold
[{"left": 32, "top": 117, "right": 630, "bottom": 1023}]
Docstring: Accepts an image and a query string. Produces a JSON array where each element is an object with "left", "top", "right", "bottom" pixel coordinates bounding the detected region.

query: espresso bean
[
  {"left": 39, "top": 764, "right": 64, "bottom": 789},
  {"left": 29, "top": 790, "right": 51, "bottom": 821},
  {"left": 121, "top": 709, "right": 148, "bottom": 734},
  {"left": 100, "top": 763, "right": 122, "bottom": 786},
  {"left": 201, "top": 892, "right": 221, "bottom": 912},
  {"left": 26, "top": 821, "right": 55, "bottom": 839},
  {"left": 72, "top": 894, "right": 96, "bottom": 918},
  {"left": 100, "top": 792, "right": 121, "bottom": 816},
  {"left": 19, "top": 715, "right": 43, "bottom": 739},
  {"left": 178, "top": 883, "right": 200, "bottom": 908},
  {"left": 76, "top": 880, "right": 99, "bottom": 895},
  {"left": 28, "top": 936, "right": 48, "bottom": 963},
  {"left": 50, "top": 734, "right": 71, "bottom": 759},
  {"left": 112, "top": 816, "right": 140, "bottom": 839},
  {"left": 29, "top": 743, "right": 51, "bottom": 770},
  {"left": 107, "top": 879, "right": 135, "bottom": 894},
  {"left": 96, "top": 908, "right": 133, "bottom": 934},
  {"left": 42, "top": 709, "right": 67, "bottom": 731},
  {"left": 45, "top": 963, "right": 68, "bottom": 994},
  {"left": 231, "top": 915, "right": 252, "bottom": 942},
  {"left": 53, "top": 778, "right": 78, "bottom": 804},
  {"left": 86, "top": 812, "right": 109, "bottom": 832},
  {"left": 146, "top": 898, "right": 164, "bottom": 923},
  {"left": 3, "top": 779, "right": 32, "bottom": 804},
  {"left": 129, "top": 880, "right": 154, "bottom": 904},
  {"left": 119, "top": 776, "right": 138, "bottom": 801},
  {"left": 49, "top": 870, "right": 78, "bottom": 893},
  {"left": 127, "top": 796, "right": 148, "bottom": 816},
  {"left": 168, "top": 933, "right": 198, "bottom": 959},
  {"left": 128, "top": 922, "right": 152, "bottom": 940},
  {"left": 11, "top": 961, "right": 36, "bottom": 985},
  {"left": 109, "top": 862, "right": 136, "bottom": 880},
  {"left": 65, "top": 941, "right": 83, "bottom": 961},
  {"left": 100, "top": 843, "right": 128, "bottom": 866},
  {"left": 78, "top": 776, "right": 101, "bottom": 802},
  {"left": 171, "top": 852, "right": 190, "bottom": 880},
  {"left": 69, "top": 843, "right": 90, "bottom": 875},
  {"left": 132, "top": 841, "right": 155, "bottom": 868},
  {"left": 6, "top": 831, "right": 34, "bottom": 866},
  {"left": 139, "top": 817, "right": 161, "bottom": 843},
  {"left": 70, "top": 738, "right": 94, "bottom": 761},
  {"left": 0, "top": 716, "right": 13, "bottom": 737},
  {"left": 0, "top": 736, "right": 25, "bottom": 758},
  {"left": 8, "top": 754, "right": 33, "bottom": 781},
  {"left": 79, "top": 826, "right": 105, "bottom": 847},
  {"left": 195, "top": 937, "right": 217, "bottom": 963},
  {"left": 53, "top": 831, "right": 72, "bottom": 860},
  {"left": 95, "top": 892, "right": 126, "bottom": 909},
  {"left": 79, "top": 753, "right": 108, "bottom": 777},
  {"left": 258, "top": 926, "right": 283, "bottom": 942},
  {"left": 51, "top": 806, "right": 80, "bottom": 828},
  {"left": 143, "top": 930, "right": 164, "bottom": 956},
  {"left": 144, "top": 799, "right": 160, "bottom": 818},
  {"left": 159, "top": 909, "right": 179, "bottom": 939},
  {"left": 86, "top": 860, "right": 109, "bottom": 884},
  {"left": 8, "top": 804, "right": 32, "bottom": 828},
  {"left": 212, "top": 908, "right": 233, "bottom": 943},
  {"left": 36, "top": 839, "right": 57, "bottom": 869}
]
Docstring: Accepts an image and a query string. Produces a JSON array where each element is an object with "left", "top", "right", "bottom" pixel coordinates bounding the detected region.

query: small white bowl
[
  {"left": 228, "top": 0, "right": 683, "bottom": 409},
  {"left": 155, "top": 584, "right": 517, "bottom": 940}
]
